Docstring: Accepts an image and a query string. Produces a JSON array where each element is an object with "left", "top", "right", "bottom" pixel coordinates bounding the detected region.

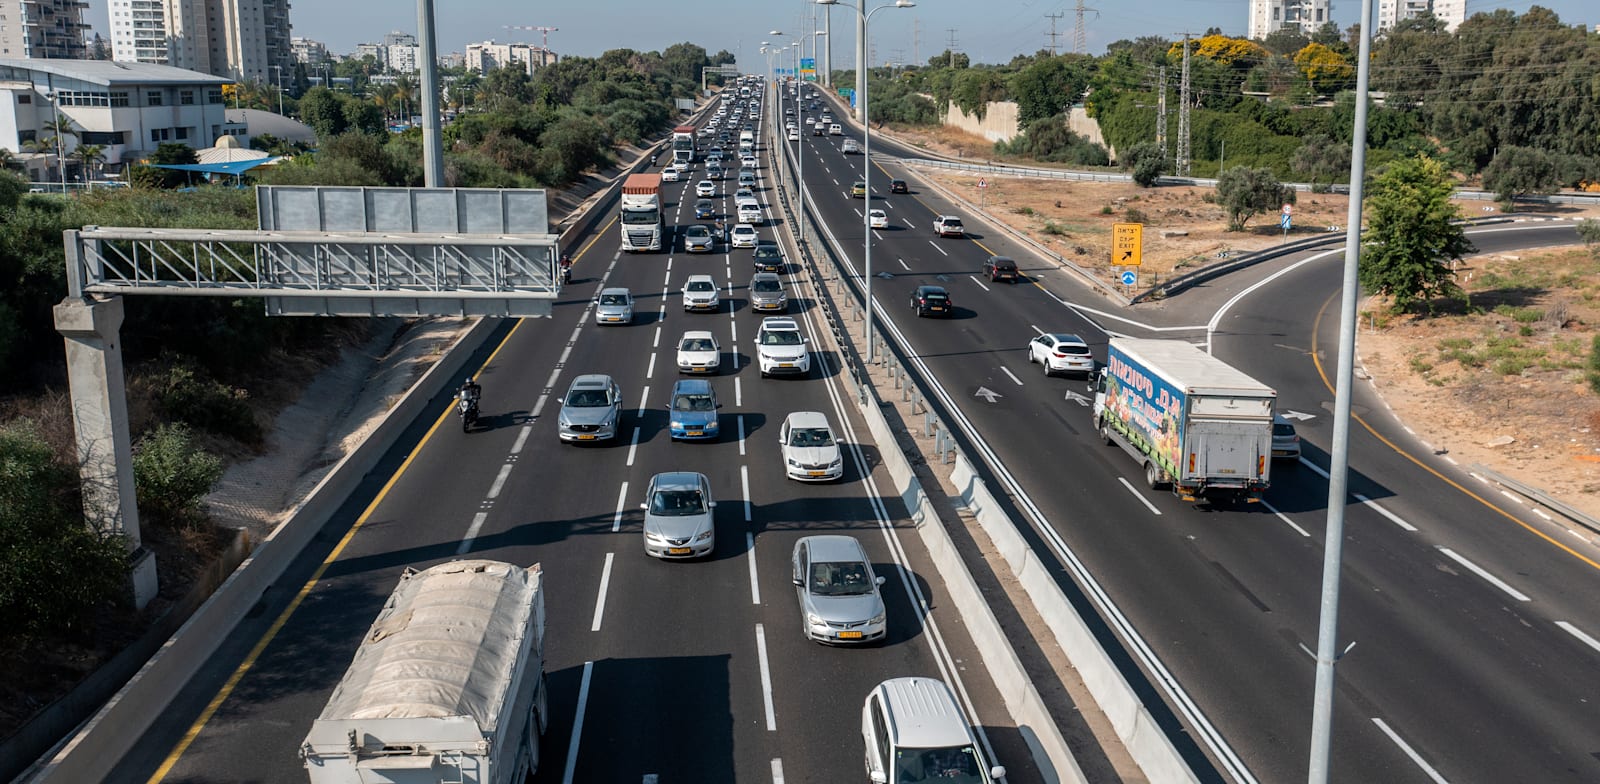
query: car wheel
[
  {"left": 1042, "top": 360, "right": 1052, "bottom": 377},
  {"left": 1144, "top": 461, "right": 1163, "bottom": 489},
  {"left": 1099, "top": 419, "right": 1115, "bottom": 446}
]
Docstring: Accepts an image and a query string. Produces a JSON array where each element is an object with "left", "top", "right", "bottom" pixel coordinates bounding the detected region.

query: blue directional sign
[
  {"left": 1120, "top": 270, "right": 1137, "bottom": 286},
  {"left": 1280, "top": 213, "right": 1292, "bottom": 230}
]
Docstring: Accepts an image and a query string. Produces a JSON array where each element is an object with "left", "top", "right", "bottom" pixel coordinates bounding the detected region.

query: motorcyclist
[
  {"left": 458, "top": 377, "right": 481, "bottom": 410},
  {"left": 560, "top": 254, "right": 573, "bottom": 285}
]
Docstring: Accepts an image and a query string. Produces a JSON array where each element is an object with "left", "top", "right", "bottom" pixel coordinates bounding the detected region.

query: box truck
[
  {"left": 620, "top": 173, "right": 663, "bottom": 252},
  {"left": 300, "top": 560, "right": 548, "bottom": 784},
  {"left": 672, "top": 125, "right": 696, "bottom": 166},
  {"left": 1090, "top": 338, "right": 1275, "bottom": 503}
]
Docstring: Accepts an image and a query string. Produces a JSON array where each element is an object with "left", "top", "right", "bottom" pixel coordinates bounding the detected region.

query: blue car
[
  {"left": 694, "top": 199, "right": 716, "bottom": 219},
  {"left": 667, "top": 378, "right": 720, "bottom": 441}
]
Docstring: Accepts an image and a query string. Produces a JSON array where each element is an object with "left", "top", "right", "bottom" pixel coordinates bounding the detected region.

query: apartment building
[
  {"left": 464, "top": 40, "right": 555, "bottom": 76},
  {"left": 108, "top": 0, "right": 292, "bottom": 84},
  {"left": 0, "top": 0, "right": 92, "bottom": 59},
  {"left": 290, "top": 35, "right": 327, "bottom": 64},
  {"left": 1248, "top": 0, "right": 1335, "bottom": 40},
  {"left": 1376, "top": 0, "right": 1466, "bottom": 32}
]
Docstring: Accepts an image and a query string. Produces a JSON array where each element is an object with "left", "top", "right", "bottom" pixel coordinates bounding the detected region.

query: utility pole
[
  {"left": 946, "top": 28, "right": 958, "bottom": 68},
  {"left": 824, "top": 5, "right": 833, "bottom": 87},
  {"left": 912, "top": 19, "right": 920, "bottom": 66},
  {"left": 1156, "top": 65, "right": 1167, "bottom": 159},
  {"left": 1176, "top": 33, "right": 1192, "bottom": 177},
  {"left": 1073, "top": 0, "right": 1098, "bottom": 55},
  {"left": 1045, "top": 12, "right": 1065, "bottom": 56}
]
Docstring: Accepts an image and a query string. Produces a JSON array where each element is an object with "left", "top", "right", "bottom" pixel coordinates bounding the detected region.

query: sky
[{"left": 82, "top": 1, "right": 1595, "bottom": 69}]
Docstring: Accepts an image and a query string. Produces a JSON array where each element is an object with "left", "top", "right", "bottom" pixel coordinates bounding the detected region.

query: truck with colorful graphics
[{"left": 1089, "top": 338, "right": 1276, "bottom": 503}]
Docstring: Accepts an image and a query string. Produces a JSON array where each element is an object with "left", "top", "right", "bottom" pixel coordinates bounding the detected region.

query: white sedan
[
  {"left": 1027, "top": 333, "right": 1096, "bottom": 377},
  {"left": 869, "top": 209, "right": 888, "bottom": 229},
  {"left": 695, "top": 180, "right": 716, "bottom": 197},
  {"left": 730, "top": 223, "right": 759, "bottom": 248},
  {"left": 661, "top": 166, "right": 682, "bottom": 182},
  {"left": 676, "top": 330, "right": 722, "bottom": 374}
]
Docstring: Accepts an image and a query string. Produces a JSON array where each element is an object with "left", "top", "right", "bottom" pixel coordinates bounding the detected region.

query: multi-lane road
[
  {"left": 785, "top": 84, "right": 1600, "bottom": 782},
  {"left": 113, "top": 91, "right": 1043, "bottom": 783}
]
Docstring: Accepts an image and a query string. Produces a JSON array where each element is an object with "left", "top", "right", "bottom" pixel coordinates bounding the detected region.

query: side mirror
[
  {"left": 792, "top": 574, "right": 804, "bottom": 586},
  {"left": 707, "top": 501, "right": 717, "bottom": 508},
  {"left": 870, "top": 772, "right": 888, "bottom": 784},
  {"left": 875, "top": 575, "right": 886, "bottom": 586},
  {"left": 638, "top": 502, "right": 648, "bottom": 510},
  {"left": 989, "top": 766, "right": 1006, "bottom": 780}
]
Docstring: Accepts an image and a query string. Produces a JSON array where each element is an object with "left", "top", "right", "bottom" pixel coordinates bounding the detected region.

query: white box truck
[
  {"left": 300, "top": 560, "right": 548, "bottom": 784},
  {"left": 1090, "top": 338, "right": 1275, "bottom": 503},
  {"left": 671, "top": 124, "right": 696, "bottom": 166},
  {"left": 620, "top": 173, "right": 663, "bottom": 252}
]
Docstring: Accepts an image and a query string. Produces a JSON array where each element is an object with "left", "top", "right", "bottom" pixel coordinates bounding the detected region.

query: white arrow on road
[
  {"left": 1064, "top": 390, "right": 1092, "bottom": 407},
  {"left": 975, "top": 387, "right": 1003, "bottom": 403},
  {"left": 1280, "top": 410, "right": 1316, "bottom": 421}
]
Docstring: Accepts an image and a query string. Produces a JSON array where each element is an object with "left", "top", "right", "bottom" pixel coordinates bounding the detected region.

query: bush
[
  {"left": 133, "top": 423, "right": 224, "bottom": 530},
  {"left": 1125, "top": 207, "right": 1149, "bottom": 224},
  {"left": 1589, "top": 335, "right": 1600, "bottom": 394},
  {"left": 0, "top": 420, "right": 128, "bottom": 642},
  {"left": 150, "top": 362, "right": 262, "bottom": 444},
  {"left": 1123, "top": 142, "right": 1167, "bottom": 187}
]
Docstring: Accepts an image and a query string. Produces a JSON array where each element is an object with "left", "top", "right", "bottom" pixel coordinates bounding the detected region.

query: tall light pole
[
  {"left": 817, "top": 0, "right": 915, "bottom": 362},
  {"left": 272, "top": 65, "right": 284, "bottom": 115},
  {"left": 791, "top": 40, "right": 807, "bottom": 248}
]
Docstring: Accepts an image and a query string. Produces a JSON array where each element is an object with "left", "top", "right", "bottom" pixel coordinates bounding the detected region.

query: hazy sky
[{"left": 83, "top": 1, "right": 1595, "bottom": 67}]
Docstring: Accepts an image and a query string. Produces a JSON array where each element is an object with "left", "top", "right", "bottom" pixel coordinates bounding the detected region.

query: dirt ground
[{"left": 883, "top": 120, "right": 1600, "bottom": 522}]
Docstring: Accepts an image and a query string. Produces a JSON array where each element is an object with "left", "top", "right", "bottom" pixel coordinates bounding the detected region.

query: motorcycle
[
  {"left": 457, "top": 394, "right": 479, "bottom": 432},
  {"left": 560, "top": 255, "right": 573, "bottom": 286}
]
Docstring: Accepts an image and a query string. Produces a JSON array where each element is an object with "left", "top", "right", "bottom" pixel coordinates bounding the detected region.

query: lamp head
[
  {"left": 895, "top": 0, "right": 915, "bottom": 6},
  {"left": 769, "top": 30, "right": 784, "bottom": 36},
  {"left": 815, "top": 0, "right": 839, "bottom": 5}
]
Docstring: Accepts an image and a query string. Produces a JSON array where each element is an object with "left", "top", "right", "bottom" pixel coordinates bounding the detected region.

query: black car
[
  {"left": 910, "top": 285, "right": 952, "bottom": 317},
  {"left": 752, "top": 242, "right": 785, "bottom": 273},
  {"left": 982, "top": 255, "right": 1020, "bottom": 283},
  {"left": 889, "top": 179, "right": 909, "bottom": 194}
]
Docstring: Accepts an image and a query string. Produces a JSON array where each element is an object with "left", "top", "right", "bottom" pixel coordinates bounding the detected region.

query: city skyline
[{"left": 79, "top": 0, "right": 1595, "bottom": 70}]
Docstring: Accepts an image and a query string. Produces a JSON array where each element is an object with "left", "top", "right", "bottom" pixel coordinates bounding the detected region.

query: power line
[
  {"left": 1045, "top": 12, "right": 1065, "bottom": 57},
  {"left": 1072, "top": 0, "right": 1099, "bottom": 55},
  {"left": 946, "top": 28, "right": 959, "bottom": 68},
  {"left": 1176, "top": 32, "right": 1193, "bottom": 177}
]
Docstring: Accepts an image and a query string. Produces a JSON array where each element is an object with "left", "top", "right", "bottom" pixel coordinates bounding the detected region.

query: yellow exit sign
[{"left": 1112, "top": 223, "right": 1143, "bottom": 266}]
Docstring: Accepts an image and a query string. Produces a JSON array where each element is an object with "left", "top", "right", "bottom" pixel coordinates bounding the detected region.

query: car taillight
[{"left": 1053, "top": 352, "right": 1067, "bottom": 358}]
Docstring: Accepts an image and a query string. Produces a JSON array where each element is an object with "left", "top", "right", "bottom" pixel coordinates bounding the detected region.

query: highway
[
  {"left": 112, "top": 89, "right": 1042, "bottom": 784},
  {"left": 786, "top": 85, "right": 1600, "bottom": 783}
]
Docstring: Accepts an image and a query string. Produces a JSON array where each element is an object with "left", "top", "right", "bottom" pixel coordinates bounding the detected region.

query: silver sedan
[{"left": 791, "top": 535, "right": 886, "bottom": 644}]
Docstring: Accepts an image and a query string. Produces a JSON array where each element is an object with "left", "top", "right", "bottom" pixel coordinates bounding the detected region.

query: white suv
[
  {"left": 862, "top": 678, "right": 1005, "bottom": 783},
  {"left": 756, "top": 316, "right": 810, "bottom": 377}
]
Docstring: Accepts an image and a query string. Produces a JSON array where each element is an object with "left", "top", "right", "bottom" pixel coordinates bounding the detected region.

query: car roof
[
  {"left": 760, "top": 316, "right": 801, "bottom": 331},
  {"left": 938, "top": 214, "right": 961, "bottom": 221},
  {"left": 598, "top": 287, "right": 631, "bottom": 296},
  {"left": 1048, "top": 333, "right": 1086, "bottom": 345},
  {"left": 916, "top": 285, "right": 949, "bottom": 294},
  {"left": 796, "top": 533, "right": 864, "bottom": 564},
  {"left": 671, "top": 378, "right": 714, "bottom": 395},
  {"left": 872, "top": 677, "right": 973, "bottom": 748},
  {"left": 686, "top": 273, "right": 715, "bottom": 283},
  {"left": 686, "top": 224, "right": 711, "bottom": 233},
  {"left": 569, "top": 373, "right": 613, "bottom": 389},
  {"left": 734, "top": 223, "right": 756, "bottom": 232},
  {"left": 681, "top": 330, "right": 715, "bottom": 342},
  {"left": 751, "top": 271, "right": 781, "bottom": 283},
  {"left": 650, "top": 471, "right": 705, "bottom": 492},
  {"left": 988, "top": 255, "right": 1015, "bottom": 264},
  {"left": 784, "top": 411, "right": 833, "bottom": 432}
]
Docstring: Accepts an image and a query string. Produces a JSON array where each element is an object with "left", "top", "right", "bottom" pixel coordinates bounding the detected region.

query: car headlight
[
  {"left": 706, "top": 421, "right": 720, "bottom": 431},
  {"left": 694, "top": 530, "right": 713, "bottom": 542},
  {"left": 869, "top": 612, "right": 886, "bottom": 625},
  {"left": 787, "top": 458, "right": 802, "bottom": 467},
  {"left": 806, "top": 613, "right": 824, "bottom": 626},
  {"left": 671, "top": 420, "right": 684, "bottom": 429},
  {"left": 828, "top": 459, "right": 842, "bottom": 469}
]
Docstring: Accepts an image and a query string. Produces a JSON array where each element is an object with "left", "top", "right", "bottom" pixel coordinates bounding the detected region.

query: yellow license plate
[
  {"left": 577, "top": 435, "right": 596, "bottom": 441},
  {"left": 779, "top": 363, "right": 794, "bottom": 368},
  {"left": 837, "top": 631, "right": 863, "bottom": 640},
  {"left": 808, "top": 470, "right": 827, "bottom": 477},
  {"left": 668, "top": 547, "right": 692, "bottom": 555},
  {"left": 686, "top": 430, "right": 703, "bottom": 436}
]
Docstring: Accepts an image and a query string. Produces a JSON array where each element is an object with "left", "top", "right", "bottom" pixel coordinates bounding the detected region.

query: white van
[
  {"left": 739, "top": 129, "right": 755, "bottom": 144},
  {"left": 737, "top": 202, "right": 763, "bottom": 225},
  {"left": 861, "top": 677, "right": 1004, "bottom": 783}
]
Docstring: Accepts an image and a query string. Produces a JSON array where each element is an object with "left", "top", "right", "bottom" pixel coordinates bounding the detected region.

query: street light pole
[
  {"left": 817, "top": 0, "right": 914, "bottom": 363},
  {"left": 273, "top": 65, "right": 284, "bottom": 115}
]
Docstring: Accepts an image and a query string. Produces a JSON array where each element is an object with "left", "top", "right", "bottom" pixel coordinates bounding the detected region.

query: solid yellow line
[
  {"left": 1308, "top": 293, "right": 1600, "bottom": 571},
  {"left": 147, "top": 318, "right": 529, "bottom": 782}
]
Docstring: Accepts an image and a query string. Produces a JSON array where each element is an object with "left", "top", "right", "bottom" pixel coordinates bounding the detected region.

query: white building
[
  {"left": 1248, "top": 0, "right": 1335, "bottom": 40},
  {"left": 290, "top": 36, "right": 329, "bottom": 65},
  {"left": 0, "top": 59, "right": 236, "bottom": 181},
  {"left": 464, "top": 41, "right": 555, "bottom": 76},
  {"left": 0, "top": 0, "right": 93, "bottom": 59},
  {"left": 107, "top": 0, "right": 293, "bottom": 84},
  {"left": 386, "top": 45, "right": 419, "bottom": 74},
  {"left": 1376, "top": 0, "right": 1466, "bottom": 32}
]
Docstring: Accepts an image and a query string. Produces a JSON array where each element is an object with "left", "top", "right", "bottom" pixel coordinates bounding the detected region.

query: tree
[
  {"left": 1577, "top": 218, "right": 1600, "bottom": 256},
  {"left": 1008, "top": 55, "right": 1093, "bottom": 125},
  {"left": 1360, "top": 155, "right": 1475, "bottom": 312},
  {"left": 928, "top": 50, "right": 969, "bottom": 69},
  {"left": 1481, "top": 146, "right": 1561, "bottom": 212},
  {"left": 1216, "top": 166, "right": 1293, "bottom": 230},
  {"left": 1292, "top": 43, "right": 1353, "bottom": 95},
  {"left": 1123, "top": 142, "right": 1167, "bottom": 187},
  {"left": 1290, "top": 134, "right": 1351, "bottom": 192},
  {"left": 72, "top": 144, "right": 106, "bottom": 183},
  {"left": 297, "top": 86, "right": 347, "bottom": 138}
]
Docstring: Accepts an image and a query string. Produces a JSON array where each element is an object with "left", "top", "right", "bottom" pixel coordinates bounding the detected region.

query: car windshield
[
  {"left": 809, "top": 560, "right": 872, "bottom": 596},
  {"left": 673, "top": 393, "right": 715, "bottom": 412},
  {"left": 755, "top": 246, "right": 779, "bottom": 258},
  {"left": 566, "top": 389, "right": 611, "bottom": 407},
  {"left": 753, "top": 278, "right": 781, "bottom": 292},
  {"left": 735, "top": 228, "right": 755, "bottom": 238},
  {"left": 1274, "top": 423, "right": 1297, "bottom": 436},
  {"left": 946, "top": 220, "right": 964, "bottom": 228},
  {"left": 789, "top": 427, "right": 835, "bottom": 447},
  {"left": 761, "top": 330, "right": 802, "bottom": 346},
  {"left": 894, "top": 746, "right": 983, "bottom": 783},
  {"left": 688, "top": 280, "right": 714, "bottom": 292},
  {"left": 922, "top": 291, "right": 949, "bottom": 301},
  {"left": 650, "top": 488, "right": 705, "bottom": 516},
  {"left": 686, "top": 226, "right": 709, "bottom": 238},
  {"left": 681, "top": 337, "right": 715, "bottom": 352},
  {"left": 599, "top": 293, "right": 629, "bottom": 306}
]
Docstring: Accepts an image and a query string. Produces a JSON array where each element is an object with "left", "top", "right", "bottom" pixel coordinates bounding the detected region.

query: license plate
[
  {"left": 807, "top": 470, "right": 827, "bottom": 477},
  {"left": 577, "top": 435, "right": 596, "bottom": 441},
  {"left": 837, "top": 631, "right": 863, "bottom": 640},
  {"left": 686, "top": 430, "right": 703, "bottom": 436},
  {"left": 668, "top": 547, "right": 692, "bottom": 555},
  {"left": 930, "top": 306, "right": 945, "bottom": 311},
  {"left": 779, "top": 363, "right": 795, "bottom": 368}
]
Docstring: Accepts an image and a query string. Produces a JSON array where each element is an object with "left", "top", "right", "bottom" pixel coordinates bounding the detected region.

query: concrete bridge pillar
[{"left": 54, "top": 295, "right": 157, "bottom": 610}]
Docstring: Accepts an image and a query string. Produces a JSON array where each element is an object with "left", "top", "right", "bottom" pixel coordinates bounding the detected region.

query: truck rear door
[{"left": 1186, "top": 420, "right": 1266, "bottom": 487}]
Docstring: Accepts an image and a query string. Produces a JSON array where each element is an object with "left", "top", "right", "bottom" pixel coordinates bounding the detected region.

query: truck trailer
[
  {"left": 619, "top": 173, "right": 663, "bottom": 252},
  {"left": 300, "top": 560, "right": 548, "bottom": 784},
  {"left": 1090, "top": 338, "right": 1276, "bottom": 503},
  {"left": 672, "top": 125, "right": 696, "bottom": 166}
]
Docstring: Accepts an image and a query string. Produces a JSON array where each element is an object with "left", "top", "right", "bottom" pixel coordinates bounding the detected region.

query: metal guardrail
[{"left": 1469, "top": 464, "right": 1600, "bottom": 536}]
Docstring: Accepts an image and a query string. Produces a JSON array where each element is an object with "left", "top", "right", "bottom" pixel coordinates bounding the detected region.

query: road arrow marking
[
  {"left": 1281, "top": 410, "right": 1315, "bottom": 421},
  {"left": 1064, "top": 390, "right": 1092, "bottom": 407},
  {"left": 975, "top": 386, "right": 1002, "bottom": 403}
]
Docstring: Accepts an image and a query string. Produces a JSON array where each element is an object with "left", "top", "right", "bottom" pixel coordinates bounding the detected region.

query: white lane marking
[
  {"left": 746, "top": 532, "right": 761, "bottom": 605},
  {"left": 1556, "top": 621, "right": 1600, "bottom": 653},
  {"left": 1030, "top": 323, "right": 1046, "bottom": 335},
  {"left": 1437, "top": 547, "right": 1531, "bottom": 601},
  {"left": 591, "top": 553, "right": 614, "bottom": 631},
  {"left": 544, "top": 368, "right": 562, "bottom": 392},
  {"left": 456, "top": 512, "right": 487, "bottom": 555},
  {"left": 999, "top": 366, "right": 1023, "bottom": 386},
  {"left": 645, "top": 352, "right": 656, "bottom": 379},
  {"left": 560, "top": 662, "right": 594, "bottom": 784},
  {"left": 1371, "top": 717, "right": 1450, "bottom": 784},
  {"left": 637, "top": 384, "right": 650, "bottom": 416},
  {"left": 557, "top": 343, "right": 574, "bottom": 366},
  {"left": 626, "top": 427, "right": 641, "bottom": 466},
  {"left": 1499, "top": 489, "right": 1525, "bottom": 505},
  {"left": 735, "top": 377, "right": 744, "bottom": 407},
  {"left": 653, "top": 325, "right": 662, "bottom": 348},
  {"left": 1533, "top": 508, "right": 1552, "bottom": 521},
  {"left": 898, "top": 258, "right": 911, "bottom": 271},
  {"left": 755, "top": 624, "right": 777, "bottom": 731},
  {"left": 531, "top": 393, "right": 552, "bottom": 420},
  {"left": 486, "top": 464, "right": 512, "bottom": 499},
  {"left": 873, "top": 230, "right": 884, "bottom": 241},
  {"left": 969, "top": 275, "right": 991, "bottom": 292},
  {"left": 902, "top": 216, "right": 916, "bottom": 227},
  {"left": 612, "top": 481, "right": 630, "bottom": 533},
  {"left": 1354, "top": 493, "right": 1417, "bottom": 532},
  {"left": 771, "top": 759, "right": 785, "bottom": 784},
  {"left": 741, "top": 465, "right": 753, "bottom": 522},
  {"left": 928, "top": 241, "right": 948, "bottom": 256},
  {"left": 1260, "top": 499, "right": 1310, "bottom": 537},
  {"left": 852, "top": 207, "right": 862, "bottom": 218},
  {"left": 1299, "top": 456, "right": 1331, "bottom": 478},
  {"left": 738, "top": 415, "right": 747, "bottom": 456},
  {"left": 511, "top": 426, "right": 531, "bottom": 454},
  {"left": 730, "top": 318, "right": 738, "bottom": 343},
  {"left": 1117, "top": 477, "right": 1163, "bottom": 515}
]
